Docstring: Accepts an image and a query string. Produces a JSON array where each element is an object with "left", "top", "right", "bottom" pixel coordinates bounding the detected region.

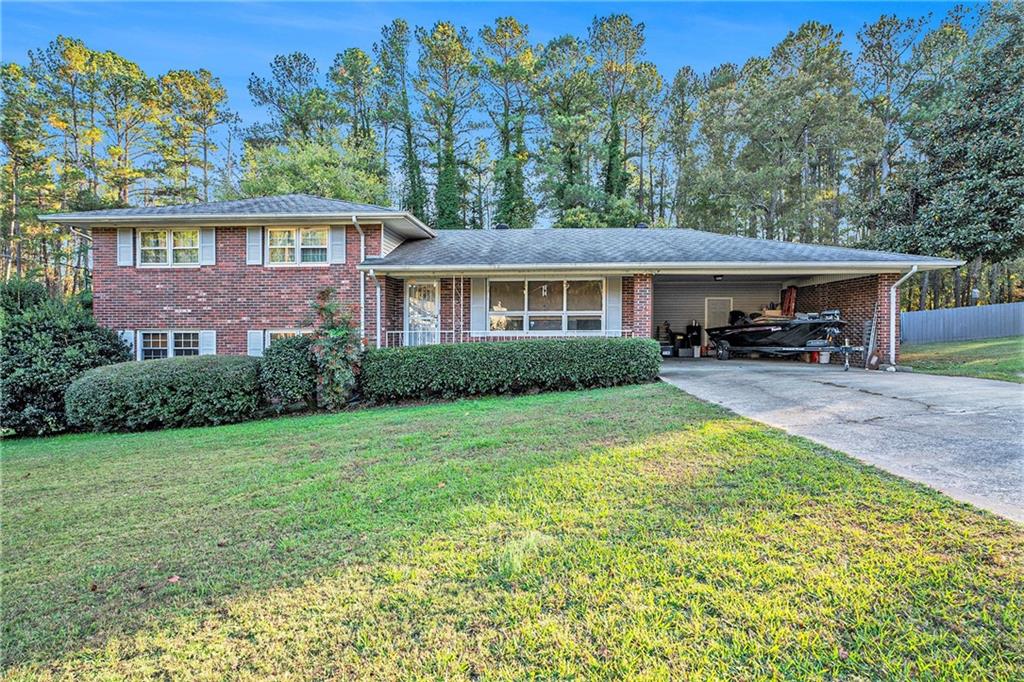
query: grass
[
  {"left": 3, "top": 383, "right": 1022, "bottom": 679},
  {"left": 901, "top": 335, "right": 1024, "bottom": 383}
]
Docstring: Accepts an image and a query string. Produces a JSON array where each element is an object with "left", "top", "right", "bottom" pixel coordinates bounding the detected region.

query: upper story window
[
  {"left": 138, "top": 229, "right": 200, "bottom": 266},
  {"left": 488, "top": 279, "right": 604, "bottom": 333},
  {"left": 267, "top": 227, "right": 328, "bottom": 265}
]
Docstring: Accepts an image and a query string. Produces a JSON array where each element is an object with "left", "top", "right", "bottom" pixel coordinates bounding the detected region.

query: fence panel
[{"left": 900, "top": 302, "right": 1024, "bottom": 344}]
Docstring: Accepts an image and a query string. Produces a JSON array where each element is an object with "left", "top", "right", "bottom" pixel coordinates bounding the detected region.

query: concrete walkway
[{"left": 660, "top": 358, "right": 1024, "bottom": 523}]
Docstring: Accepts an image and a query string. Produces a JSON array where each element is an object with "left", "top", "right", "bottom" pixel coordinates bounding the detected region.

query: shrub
[
  {"left": 0, "top": 277, "right": 48, "bottom": 319},
  {"left": 66, "top": 356, "right": 262, "bottom": 433},
  {"left": 309, "top": 288, "right": 364, "bottom": 409},
  {"left": 260, "top": 335, "right": 317, "bottom": 411},
  {"left": 361, "top": 337, "right": 662, "bottom": 403},
  {"left": 1, "top": 300, "right": 130, "bottom": 436}
]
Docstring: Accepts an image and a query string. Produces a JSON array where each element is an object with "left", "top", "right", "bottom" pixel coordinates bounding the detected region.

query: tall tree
[
  {"left": 477, "top": 17, "right": 537, "bottom": 227},
  {"left": 330, "top": 48, "right": 386, "bottom": 186},
  {"left": 415, "top": 21, "right": 478, "bottom": 228},
  {"left": 94, "top": 50, "right": 158, "bottom": 204},
  {"left": 664, "top": 66, "right": 703, "bottom": 226},
  {"left": 1, "top": 64, "right": 50, "bottom": 279},
  {"left": 588, "top": 14, "right": 646, "bottom": 199},
  {"left": 28, "top": 36, "right": 102, "bottom": 199},
  {"left": 247, "top": 52, "right": 340, "bottom": 145},
  {"left": 376, "top": 19, "right": 427, "bottom": 220},
  {"left": 872, "top": 2, "right": 1024, "bottom": 282},
  {"left": 330, "top": 47, "right": 376, "bottom": 146},
  {"left": 534, "top": 35, "right": 601, "bottom": 222},
  {"left": 154, "top": 69, "right": 234, "bottom": 203}
]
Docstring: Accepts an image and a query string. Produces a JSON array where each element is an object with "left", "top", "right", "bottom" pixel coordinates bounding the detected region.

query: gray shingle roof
[
  {"left": 41, "top": 194, "right": 401, "bottom": 220},
  {"left": 367, "top": 228, "right": 959, "bottom": 270}
]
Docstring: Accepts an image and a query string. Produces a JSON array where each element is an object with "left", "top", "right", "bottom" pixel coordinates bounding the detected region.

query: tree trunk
[
  {"left": 918, "top": 271, "right": 929, "bottom": 310},
  {"left": 968, "top": 256, "right": 983, "bottom": 305},
  {"left": 953, "top": 268, "right": 962, "bottom": 307}
]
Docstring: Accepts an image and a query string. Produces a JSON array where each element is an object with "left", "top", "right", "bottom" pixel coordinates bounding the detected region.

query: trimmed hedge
[
  {"left": 260, "top": 335, "right": 317, "bottom": 411},
  {"left": 65, "top": 356, "right": 262, "bottom": 433},
  {"left": 361, "top": 337, "right": 662, "bottom": 403}
]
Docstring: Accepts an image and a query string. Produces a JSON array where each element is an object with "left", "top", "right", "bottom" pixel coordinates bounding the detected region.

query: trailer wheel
[{"left": 716, "top": 344, "right": 730, "bottom": 361}]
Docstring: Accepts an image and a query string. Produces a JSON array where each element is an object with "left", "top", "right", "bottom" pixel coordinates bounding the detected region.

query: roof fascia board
[
  {"left": 39, "top": 212, "right": 435, "bottom": 238},
  {"left": 359, "top": 260, "right": 962, "bottom": 276}
]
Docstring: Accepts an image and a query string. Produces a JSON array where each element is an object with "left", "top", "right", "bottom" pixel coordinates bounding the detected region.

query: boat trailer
[{"left": 713, "top": 340, "right": 865, "bottom": 370}]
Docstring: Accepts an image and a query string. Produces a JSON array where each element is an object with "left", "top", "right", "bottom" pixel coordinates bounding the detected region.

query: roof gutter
[
  {"left": 890, "top": 265, "right": 918, "bottom": 367},
  {"left": 38, "top": 211, "right": 435, "bottom": 237},
  {"left": 357, "top": 260, "right": 962, "bottom": 275}
]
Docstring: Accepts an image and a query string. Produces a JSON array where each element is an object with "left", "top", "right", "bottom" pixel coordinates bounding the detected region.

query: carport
[{"left": 651, "top": 271, "right": 914, "bottom": 366}]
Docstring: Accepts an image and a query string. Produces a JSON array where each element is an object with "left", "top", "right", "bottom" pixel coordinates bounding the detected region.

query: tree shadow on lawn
[
  {"left": 7, "top": 406, "right": 1022, "bottom": 679},
  {"left": 2, "top": 383, "right": 722, "bottom": 669}
]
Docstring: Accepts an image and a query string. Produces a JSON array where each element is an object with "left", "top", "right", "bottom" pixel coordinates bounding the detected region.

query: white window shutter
[
  {"left": 199, "top": 228, "right": 216, "bottom": 265},
  {"left": 117, "top": 228, "right": 133, "bottom": 266},
  {"left": 470, "top": 278, "right": 487, "bottom": 334},
  {"left": 198, "top": 330, "right": 216, "bottom": 355},
  {"left": 118, "top": 330, "right": 135, "bottom": 357},
  {"left": 329, "top": 225, "right": 346, "bottom": 264},
  {"left": 246, "top": 227, "right": 263, "bottom": 265},
  {"left": 605, "top": 276, "right": 623, "bottom": 335},
  {"left": 247, "top": 330, "right": 264, "bottom": 357}
]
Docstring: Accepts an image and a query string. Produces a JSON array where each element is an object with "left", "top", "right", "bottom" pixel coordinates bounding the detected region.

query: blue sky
[{"left": 4, "top": 1, "right": 960, "bottom": 127}]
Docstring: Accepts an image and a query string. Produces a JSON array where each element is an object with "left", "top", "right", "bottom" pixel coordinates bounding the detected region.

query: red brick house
[{"left": 42, "top": 194, "right": 959, "bottom": 366}]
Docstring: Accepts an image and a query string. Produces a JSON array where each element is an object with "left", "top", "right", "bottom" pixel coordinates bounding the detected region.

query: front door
[
  {"left": 704, "top": 297, "right": 733, "bottom": 345},
  {"left": 406, "top": 281, "right": 439, "bottom": 346}
]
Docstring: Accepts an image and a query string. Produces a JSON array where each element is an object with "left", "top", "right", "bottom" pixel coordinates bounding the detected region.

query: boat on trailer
[{"left": 706, "top": 309, "right": 863, "bottom": 369}]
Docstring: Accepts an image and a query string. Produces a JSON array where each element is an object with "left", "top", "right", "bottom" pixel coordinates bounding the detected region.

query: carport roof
[{"left": 362, "top": 228, "right": 961, "bottom": 274}]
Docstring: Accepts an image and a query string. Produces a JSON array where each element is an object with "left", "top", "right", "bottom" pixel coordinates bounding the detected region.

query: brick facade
[
  {"left": 93, "top": 225, "right": 382, "bottom": 354},
  {"left": 794, "top": 273, "right": 900, "bottom": 365},
  {"left": 95, "top": 227, "right": 898, "bottom": 360}
]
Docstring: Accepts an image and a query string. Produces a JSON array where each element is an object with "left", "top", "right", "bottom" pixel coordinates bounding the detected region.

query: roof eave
[
  {"left": 359, "top": 260, "right": 963, "bottom": 276},
  {"left": 39, "top": 211, "right": 436, "bottom": 238}
]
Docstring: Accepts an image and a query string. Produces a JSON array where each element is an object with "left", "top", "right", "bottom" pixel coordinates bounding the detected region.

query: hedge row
[
  {"left": 361, "top": 337, "right": 662, "bottom": 403},
  {"left": 63, "top": 337, "right": 661, "bottom": 433},
  {"left": 65, "top": 356, "right": 262, "bottom": 432}
]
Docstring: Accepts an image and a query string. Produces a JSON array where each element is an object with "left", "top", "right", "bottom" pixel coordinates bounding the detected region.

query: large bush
[
  {"left": 1, "top": 299, "right": 130, "bottom": 436},
  {"left": 361, "top": 337, "right": 662, "bottom": 403},
  {"left": 309, "top": 288, "right": 364, "bottom": 409},
  {"left": 260, "top": 335, "right": 317, "bottom": 411},
  {"left": 66, "top": 356, "right": 262, "bottom": 433},
  {"left": 0, "top": 277, "right": 48, "bottom": 318}
]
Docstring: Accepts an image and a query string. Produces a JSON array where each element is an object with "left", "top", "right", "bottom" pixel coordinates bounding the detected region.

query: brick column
[
  {"left": 875, "top": 273, "right": 900, "bottom": 365},
  {"left": 631, "top": 273, "right": 654, "bottom": 338}
]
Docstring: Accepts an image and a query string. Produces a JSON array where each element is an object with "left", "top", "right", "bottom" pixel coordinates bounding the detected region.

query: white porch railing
[{"left": 382, "top": 329, "right": 634, "bottom": 348}]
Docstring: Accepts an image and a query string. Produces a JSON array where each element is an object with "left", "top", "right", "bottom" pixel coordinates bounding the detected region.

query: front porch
[{"left": 369, "top": 274, "right": 649, "bottom": 348}]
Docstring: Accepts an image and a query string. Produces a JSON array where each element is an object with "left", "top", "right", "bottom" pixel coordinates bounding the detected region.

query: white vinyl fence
[{"left": 900, "top": 301, "right": 1024, "bottom": 344}]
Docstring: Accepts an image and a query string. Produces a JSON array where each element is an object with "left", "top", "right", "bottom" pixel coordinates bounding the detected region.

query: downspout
[
  {"left": 369, "top": 268, "right": 382, "bottom": 349},
  {"left": 889, "top": 265, "right": 917, "bottom": 367},
  {"left": 353, "top": 216, "right": 365, "bottom": 339}
]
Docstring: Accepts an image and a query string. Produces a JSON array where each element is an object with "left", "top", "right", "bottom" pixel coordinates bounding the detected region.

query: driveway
[{"left": 660, "top": 359, "right": 1024, "bottom": 523}]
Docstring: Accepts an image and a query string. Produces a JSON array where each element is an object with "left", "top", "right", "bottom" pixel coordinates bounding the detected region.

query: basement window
[{"left": 139, "top": 331, "right": 199, "bottom": 360}]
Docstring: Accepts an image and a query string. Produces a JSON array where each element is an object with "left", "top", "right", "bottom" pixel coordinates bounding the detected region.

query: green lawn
[
  {"left": 3, "top": 384, "right": 1022, "bottom": 679},
  {"left": 901, "top": 335, "right": 1024, "bottom": 383}
]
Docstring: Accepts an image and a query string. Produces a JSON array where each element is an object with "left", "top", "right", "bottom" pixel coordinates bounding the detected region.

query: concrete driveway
[{"left": 660, "top": 358, "right": 1024, "bottom": 523}]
